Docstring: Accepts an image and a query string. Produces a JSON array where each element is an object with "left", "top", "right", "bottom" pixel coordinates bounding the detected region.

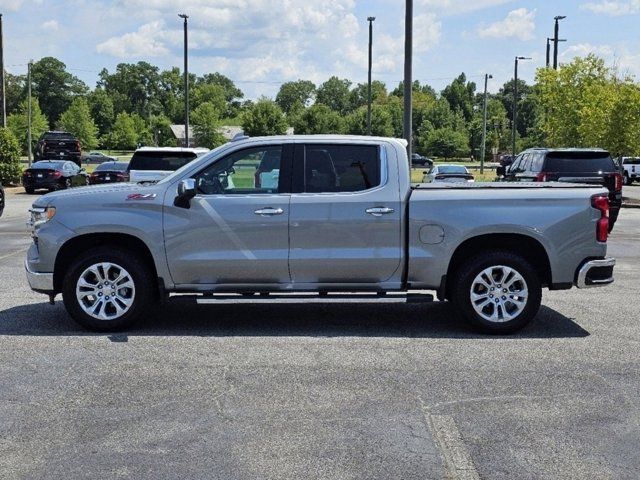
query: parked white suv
[
  {"left": 619, "top": 157, "right": 640, "bottom": 185},
  {"left": 128, "top": 147, "right": 209, "bottom": 183}
]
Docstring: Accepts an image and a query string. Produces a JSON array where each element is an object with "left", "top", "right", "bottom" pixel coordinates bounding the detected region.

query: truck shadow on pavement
[{"left": 0, "top": 298, "right": 589, "bottom": 339}]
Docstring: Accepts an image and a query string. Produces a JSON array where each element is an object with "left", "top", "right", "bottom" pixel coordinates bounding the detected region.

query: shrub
[{"left": 0, "top": 128, "right": 22, "bottom": 185}]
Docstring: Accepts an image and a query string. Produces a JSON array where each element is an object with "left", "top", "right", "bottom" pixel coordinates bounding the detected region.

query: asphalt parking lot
[{"left": 1, "top": 188, "right": 639, "bottom": 479}]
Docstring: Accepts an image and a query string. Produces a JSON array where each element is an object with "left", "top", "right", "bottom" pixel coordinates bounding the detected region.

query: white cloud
[
  {"left": 418, "top": 0, "right": 514, "bottom": 15},
  {"left": 478, "top": 8, "right": 536, "bottom": 41},
  {"left": 562, "top": 42, "right": 640, "bottom": 78},
  {"left": 582, "top": 0, "right": 640, "bottom": 16},
  {"left": 414, "top": 13, "right": 442, "bottom": 53},
  {"left": 96, "top": 21, "right": 169, "bottom": 58},
  {"left": 0, "top": 0, "right": 41, "bottom": 11},
  {"left": 41, "top": 19, "right": 59, "bottom": 31}
]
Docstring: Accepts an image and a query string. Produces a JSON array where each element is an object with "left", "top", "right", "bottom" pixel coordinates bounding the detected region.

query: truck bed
[{"left": 412, "top": 181, "right": 601, "bottom": 190}]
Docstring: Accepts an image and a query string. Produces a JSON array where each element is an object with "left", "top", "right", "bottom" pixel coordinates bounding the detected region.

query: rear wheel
[
  {"left": 625, "top": 173, "right": 632, "bottom": 186},
  {"left": 450, "top": 251, "right": 542, "bottom": 334},
  {"left": 25, "top": 187, "right": 34, "bottom": 194},
  {"left": 63, "top": 178, "right": 72, "bottom": 189},
  {"left": 62, "top": 246, "right": 155, "bottom": 331}
]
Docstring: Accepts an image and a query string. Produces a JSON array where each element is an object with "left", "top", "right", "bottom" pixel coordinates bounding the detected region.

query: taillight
[
  {"left": 24, "top": 171, "right": 32, "bottom": 177},
  {"left": 535, "top": 172, "right": 547, "bottom": 182},
  {"left": 76, "top": 141, "right": 81, "bottom": 151},
  {"left": 592, "top": 194, "right": 609, "bottom": 242},
  {"left": 90, "top": 172, "right": 98, "bottom": 177},
  {"left": 52, "top": 171, "right": 62, "bottom": 178},
  {"left": 613, "top": 173, "right": 623, "bottom": 191}
]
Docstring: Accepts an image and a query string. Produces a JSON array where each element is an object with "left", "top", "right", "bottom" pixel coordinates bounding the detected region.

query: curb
[
  {"left": 622, "top": 203, "right": 640, "bottom": 209},
  {"left": 3, "top": 187, "right": 25, "bottom": 194}
]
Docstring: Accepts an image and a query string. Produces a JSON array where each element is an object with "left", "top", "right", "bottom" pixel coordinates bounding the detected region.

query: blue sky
[{"left": 1, "top": 0, "right": 638, "bottom": 98}]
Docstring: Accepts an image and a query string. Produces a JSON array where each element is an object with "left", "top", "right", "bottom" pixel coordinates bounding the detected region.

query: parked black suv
[
  {"left": 35, "top": 131, "right": 82, "bottom": 166},
  {"left": 498, "top": 148, "right": 622, "bottom": 230}
]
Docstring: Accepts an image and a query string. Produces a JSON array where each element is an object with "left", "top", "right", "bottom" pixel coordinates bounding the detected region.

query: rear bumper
[
  {"left": 25, "top": 260, "right": 54, "bottom": 293},
  {"left": 575, "top": 257, "right": 615, "bottom": 289}
]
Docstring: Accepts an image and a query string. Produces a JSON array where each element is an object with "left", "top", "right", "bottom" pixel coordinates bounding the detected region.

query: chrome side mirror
[{"left": 175, "top": 178, "right": 197, "bottom": 208}]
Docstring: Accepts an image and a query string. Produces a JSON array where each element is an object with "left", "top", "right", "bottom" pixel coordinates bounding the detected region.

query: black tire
[
  {"left": 62, "top": 246, "right": 156, "bottom": 331},
  {"left": 25, "top": 187, "right": 35, "bottom": 194},
  {"left": 450, "top": 251, "right": 542, "bottom": 334},
  {"left": 63, "top": 178, "right": 72, "bottom": 189},
  {"left": 624, "top": 173, "right": 632, "bottom": 186}
]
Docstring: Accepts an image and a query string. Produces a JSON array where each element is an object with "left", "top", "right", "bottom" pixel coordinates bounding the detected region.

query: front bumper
[
  {"left": 25, "top": 260, "right": 54, "bottom": 293},
  {"left": 576, "top": 257, "right": 615, "bottom": 289}
]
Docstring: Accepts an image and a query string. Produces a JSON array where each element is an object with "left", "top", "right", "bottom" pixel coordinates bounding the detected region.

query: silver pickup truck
[{"left": 25, "top": 135, "right": 615, "bottom": 333}]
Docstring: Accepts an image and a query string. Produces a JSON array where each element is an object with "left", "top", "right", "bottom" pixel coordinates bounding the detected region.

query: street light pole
[
  {"left": 27, "top": 60, "right": 33, "bottom": 166},
  {"left": 546, "top": 38, "right": 551, "bottom": 68},
  {"left": 480, "top": 73, "right": 492, "bottom": 174},
  {"left": 403, "top": 0, "right": 413, "bottom": 166},
  {"left": 366, "top": 16, "right": 376, "bottom": 136},
  {"left": 179, "top": 13, "right": 189, "bottom": 147},
  {"left": 512, "top": 56, "right": 531, "bottom": 156},
  {"left": 553, "top": 15, "right": 566, "bottom": 70},
  {"left": 0, "top": 14, "right": 6, "bottom": 128}
]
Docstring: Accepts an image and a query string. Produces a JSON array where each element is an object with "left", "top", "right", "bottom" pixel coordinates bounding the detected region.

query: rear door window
[
  {"left": 544, "top": 152, "right": 616, "bottom": 173},
  {"left": 302, "top": 144, "right": 380, "bottom": 193},
  {"left": 129, "top": 151, "right": 198, "bottom": 171}
]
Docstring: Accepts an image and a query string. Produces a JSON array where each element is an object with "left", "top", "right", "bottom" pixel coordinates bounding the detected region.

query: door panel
[
  {"left": 288, "top": 143, "right": 402, "bottom": 284},
  {"left": 164, "top": 144, "right": 293, "bottom": 286},
  {"left": 164, "top": 195, "right": 291, "bottom": 284}
]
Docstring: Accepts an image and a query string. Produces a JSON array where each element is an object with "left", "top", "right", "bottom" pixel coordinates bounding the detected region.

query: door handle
[
  {"left": 254, "top": 207, "right": 284, "bottom": 216},
  {"left": 366, "top": 207, "right": 395, "bottom": 217}
]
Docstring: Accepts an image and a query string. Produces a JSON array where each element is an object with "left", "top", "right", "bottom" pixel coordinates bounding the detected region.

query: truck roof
[
  {"left": 229, "top": 134, "right": 408, "bottom": 148},
  {"left": 135, "top": 147, "right": 210, "bottom": 154}
]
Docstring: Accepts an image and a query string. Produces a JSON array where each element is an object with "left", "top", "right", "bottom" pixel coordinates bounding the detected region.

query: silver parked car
[{"left": 423, "top": 164, "right": 474, "bottom": 183}]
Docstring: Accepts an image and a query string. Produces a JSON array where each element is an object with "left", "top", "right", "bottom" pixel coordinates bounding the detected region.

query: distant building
[{"left": 170, "top": 125, "right": 294, "bottom": 147}]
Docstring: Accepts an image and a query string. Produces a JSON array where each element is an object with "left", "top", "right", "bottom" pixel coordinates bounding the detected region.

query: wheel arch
[
  {"left": 53, "top": 233, "right": 159, "bottom": 293},
  {"left": 445, "top": 233, "right": 552, "bottom": 299}
]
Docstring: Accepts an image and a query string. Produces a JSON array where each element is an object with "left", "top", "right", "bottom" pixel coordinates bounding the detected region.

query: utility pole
[
  {"left": 366, "top": 16, "right": 375, "bottom": 136},
  {"left": 27, "top": 60, "right": 33, "bottom": 166},
  {"left": 553, "top": 15, "right": 566, "bottom": 70},
  {"left": 546, "top": 38, "right": 551, "bottom": 68},
  {"left": 0, "top": 14, "right": 6, "bottom": 128},
  {"left": 512, "top": 56, "right": 531, "bottom": 156},
  {"left": 480, "top": 73, "right": 492, "bottom": 174},
  {"left": 403, "top": 0, "right": 413, "bottom": 166},
  {"left": 178, "top": 14, "right": 189, "bottom": 147}
]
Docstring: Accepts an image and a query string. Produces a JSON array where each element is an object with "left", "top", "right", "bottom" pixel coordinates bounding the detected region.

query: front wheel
[
  {"left": 450, "top": 251, "right": 542, "bottom": 334},
  {"left": 62, "top": 247, "right": 156, "bottom": 331}
]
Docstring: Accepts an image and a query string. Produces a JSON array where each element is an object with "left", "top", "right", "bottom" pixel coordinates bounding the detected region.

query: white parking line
[{"left": 0, "top": 249, "right": 25, "bottom": 262}]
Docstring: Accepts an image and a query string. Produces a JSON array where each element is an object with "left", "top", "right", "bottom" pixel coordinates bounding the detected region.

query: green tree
[
  {"left": 30, "top": 57, "right": 88, "bottom": 124},
  {"left": 192, "top": 83, "right": 227, "bottom": 114},
  {"left": 0, "top": 128, "right": 22, "bottom": 185},
  {"left": 7, "top": 97, "right": 49, "bottom": 155},
  {"left": 5, "top": 72, "right": 26, "bottom": 116},
  {"left": 58, "top": 97, "right": 99, "bottom": 150},
  {"left": 316, "top": 76, "right": 353, "bottom": 115},
  {"left": 241, "top": 99, "right": 287, "bottom": 136},
  {"left": 149, "top": 115, "right": 177, "bottom": 147},
  {"left": 104, "top": 112, "right": 138, "bottom": 150},
  {"left": 191, "top": 102, "right": 226, "bottom": 148},
  {"left": 197, "top": 73, "right": 244, "bottom": 117},
  {"left": 131, "top": 113, "right": 152, "bottom": 146},
  {"left": 98, "top": 62, "right": 162, "bottom": 118},
  {"left": 291, "top": 104, "right": 345, "bottom": 134},
  {"left": 441, "top": 73, "right": 476, "bottom": 121},
  {"left": 346, "top": 105, "right": 394, "bottom": 137},
  {"left": 276, "top": 80, "right": 316, "bottom": 115},
  {"left": 349, "top": 80, "right": 388, "bottom": 109},
  {"left": 421, "top": 126, "right": 469, "bottom": 159},
  {"left": 87, "top": 89, "right": 115, "bottom": 138}
]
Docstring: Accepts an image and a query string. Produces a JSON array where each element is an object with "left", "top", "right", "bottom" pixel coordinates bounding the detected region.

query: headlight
[{"left": 29, "top": 206, "right": 56, "bottom": 228}]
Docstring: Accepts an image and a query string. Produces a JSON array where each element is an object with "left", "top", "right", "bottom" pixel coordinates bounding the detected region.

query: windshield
[
  {"left": 96, "top": 162, "right": 128, "bottom": 172},
  {"left": 156, "top": 143, "right": 233, "bottom": 185},
  {"left": 128, "top": 151, "right": 198, "bottom": 172},
  {"left": 545, "top": 152, "right": 615, "bottom": 173},
  {"left": 438, "top": 165, "right": 467, "bottom": 174}
]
